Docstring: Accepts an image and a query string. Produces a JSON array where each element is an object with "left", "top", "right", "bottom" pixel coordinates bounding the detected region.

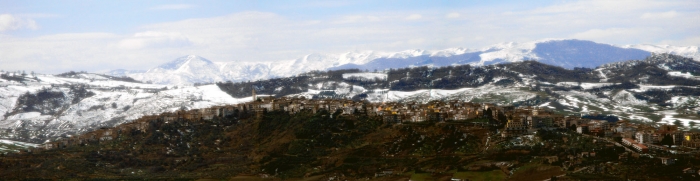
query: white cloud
[
  {"left": 151, "top": 4, "right": 194, "bottom": 10},
  {"left": 118, "top": 31, "right": 192, "bottom": 49},
  {"left": 0, "top": 14, "right": 38, "bottom": 32},
  {"left": 446, "top": 13, "right": 460, "bottom": 18},
  {"left": 527, "top": 0, "right": 670, "bottom": 14},
  {"left": 333, "top": 15, "right": 382, "bottom": 24},
  {"left": 641, "top": 10, "right": 678, "bottom": 19},
  {"left": 571, "top": 28, "right": 666, "bottom": 44},
  {"left": 0, "top": 32, "right": 125, "bottom": 73},
  {"left": 1, "top": 0, "right": 699, "bottom": 74},
  {"left": 333, "top": 15, "right": 366, "bottom": 24},
  {"left": 405, "top": 14, "right": 422, "bottom": 20},
  {"left": 659, "top": 36, "right": 700, "bottom": 47},
  {"left": 572, "top": 28, "right": 638, "bottom": 40}
]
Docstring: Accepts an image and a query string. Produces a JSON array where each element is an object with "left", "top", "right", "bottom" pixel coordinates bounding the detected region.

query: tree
[
  {"left": 673, "top": 120, "right": 683, "bottom": 127},
  {"left": 690, "top": 121, "right": 697, "bottom": 129},
  {"left": 660, "top": 134, "right": 673, "bottom": 147}
]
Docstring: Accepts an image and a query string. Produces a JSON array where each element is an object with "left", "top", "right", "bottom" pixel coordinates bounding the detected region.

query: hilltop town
[
  {"left": 38, "top": 90, "right": 700, "bottom": 152},
  {"left": 2, "top": 91, "right": 700, "bottom": 180}
]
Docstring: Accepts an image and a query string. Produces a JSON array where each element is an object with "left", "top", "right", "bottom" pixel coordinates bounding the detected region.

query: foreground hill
[
  {"left": 2, "top": 103, "right": 699, "bottom": 180},
  {"left": 0, "top": 109, "right": 491, "bottom": 179}
]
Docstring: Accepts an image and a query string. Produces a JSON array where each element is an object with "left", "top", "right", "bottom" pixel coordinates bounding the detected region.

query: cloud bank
[
  {"left": 0, "top": 0, "right": 698, "bottom": 74},
  {"left": 0, "top": 14, "right": 38, "bottom": 32}
]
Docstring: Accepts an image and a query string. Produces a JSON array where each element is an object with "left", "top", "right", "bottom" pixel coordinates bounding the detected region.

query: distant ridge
[{"left": 109, "top": 39, "right": 699, "bottom": 85}]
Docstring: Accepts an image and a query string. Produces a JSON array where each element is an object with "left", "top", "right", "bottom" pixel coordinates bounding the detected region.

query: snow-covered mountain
[
  {"left": 111, "top": 39, "right": 700, "bottom": 85},
  {"left": 105, "top": 69, "right": 146, "bottom": 77},
  {"left": 128, "top": 55, "right": 228, "bottom": 84}
]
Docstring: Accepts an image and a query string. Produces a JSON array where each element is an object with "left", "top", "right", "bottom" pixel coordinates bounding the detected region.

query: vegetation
[
  {"left": 0, "top": 108, "right": 489, "bottom": 179},
  {"left": 56, "top": 71, "right": 142, "bottom": 83},
  {"left": 7, "top": 86, "right": 95, "bottom": 117},
  {"left": 2, "top": 106, "right": 699, "bottom": 180}
]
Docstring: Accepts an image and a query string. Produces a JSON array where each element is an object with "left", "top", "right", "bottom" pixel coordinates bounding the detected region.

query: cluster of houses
[
  {"left": 500, "top": 107, "right": 700, "bottom": 154},
  {"left": 31, "top": 94, "right": 496, "bottom": 151},
  {"left": 580, "top": 119, "right": 700, "bottom": 154},
  {"left": 31, "top": 91, "right": 700, "bottom": 154}
]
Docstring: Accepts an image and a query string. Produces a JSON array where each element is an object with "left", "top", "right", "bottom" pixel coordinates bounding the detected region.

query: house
[
  {"left": 502, "top": 117, "right": 527, "bottom": 137},
  {"left": 577, "top": 124, "right": 589, "bottom": 134},
  {"left": 672, "top": 131, "right": 684, "bottom": 145},
  {"left": 580, "top": 152, "right": 590, "bottom": 158},
  {"left": 42, "top": 143, "right": 54, "bottom": 150},
  {"left": 683, "top": 132, "right": 700, "bottom": 147},
  {"left": 660, "top": 157, "right": 675, "bottom": 165},
  {"left": 99, "top": 129, "right": 113, "bottom": 141},
  {"left": 632, "top": 144, "right": 649, "bottom": 153},
  {"left": 375, "top": 169, "right": 394, "bottom": 177},
  {"left": 382, "top": 113, "right": 400, "bottom": 124},
  {"left": 200, "top": 107, "right": 218, "bottom": 120},
  {"left": 683, "top": 168, "right": 696, "bottom": 174},
  {"left": 635, "top": 131, "right": 654, "bottom": 144},
  {"left": 622, "top": 138, "right": 637, "bottom": 146},
  {"left": 543, "top": 156, "right": 559, "bottom": 164}
]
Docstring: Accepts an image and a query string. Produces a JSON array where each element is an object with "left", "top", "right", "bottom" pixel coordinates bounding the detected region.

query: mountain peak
[{"left": 153, "top": 55, "right": 214, "bottom": 71}]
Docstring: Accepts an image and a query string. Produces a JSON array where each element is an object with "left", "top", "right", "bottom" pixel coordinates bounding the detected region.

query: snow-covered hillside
[
  {"left": 622, "top": 44, "right": 700, "bottom": 60},
  {"left": 110, "top": 39, "right": 700, "bottom": 85},
  {"left": 218, "top": 53, "right": 700, "bottom": 128},
  {"left": 0, "top": 139, "right": 38, "bottom": 153},
  {"left": 0, "top": 72, "right": 251, "bottom": 144}
]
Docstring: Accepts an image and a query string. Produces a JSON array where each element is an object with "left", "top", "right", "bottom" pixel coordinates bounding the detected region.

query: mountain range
[
  {"left": 1, "top": 39, "right": 699, "bottom": 149},
  {"left": 107, "top": 39, "right": 700, "bottom": 85}
]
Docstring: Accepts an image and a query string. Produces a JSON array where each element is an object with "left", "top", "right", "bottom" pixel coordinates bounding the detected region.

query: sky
[{"left": 0, "top": 0, "right": 699, "bottom": 74}]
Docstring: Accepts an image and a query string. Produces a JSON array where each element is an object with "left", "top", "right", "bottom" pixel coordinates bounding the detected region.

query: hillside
[
  {"left": 218, "top": 53, "right": 700, "bottom": 127},
  {"left": 0, "top": 107, "right": 492, "bottom": 179},
  {"left": 0, "top": 71, "right": 250, "bottom": 144},
  {"left": 3, "top": 99, "right": 699, "bottom": 180}
]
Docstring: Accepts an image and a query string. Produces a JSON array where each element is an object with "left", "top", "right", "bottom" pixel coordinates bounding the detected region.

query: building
[
  {"left": 622, "top": 138, "right": 636, "bottom": 146},
  {"left": 660, "top": 157, "right": 675, "bottom": 165},
  {"left": 577, "top": 124, "right": 589, "bottom": 134},
  {"left": 632, "top": 144, "right": 649, "bottom": 153},
  {"left": 636, "top": 131, "right": 655, "bottom": 144},
  {"left": 683, "top": 168, "right": 696, "bottom": 174},
  {"left": 502, "top": 117, "right": 527, "bottom": 137}
]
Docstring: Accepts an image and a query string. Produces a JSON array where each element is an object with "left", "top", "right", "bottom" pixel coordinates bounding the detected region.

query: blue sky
[{"left": 1, "top": 0, "right": 699, "bottom": 73}]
